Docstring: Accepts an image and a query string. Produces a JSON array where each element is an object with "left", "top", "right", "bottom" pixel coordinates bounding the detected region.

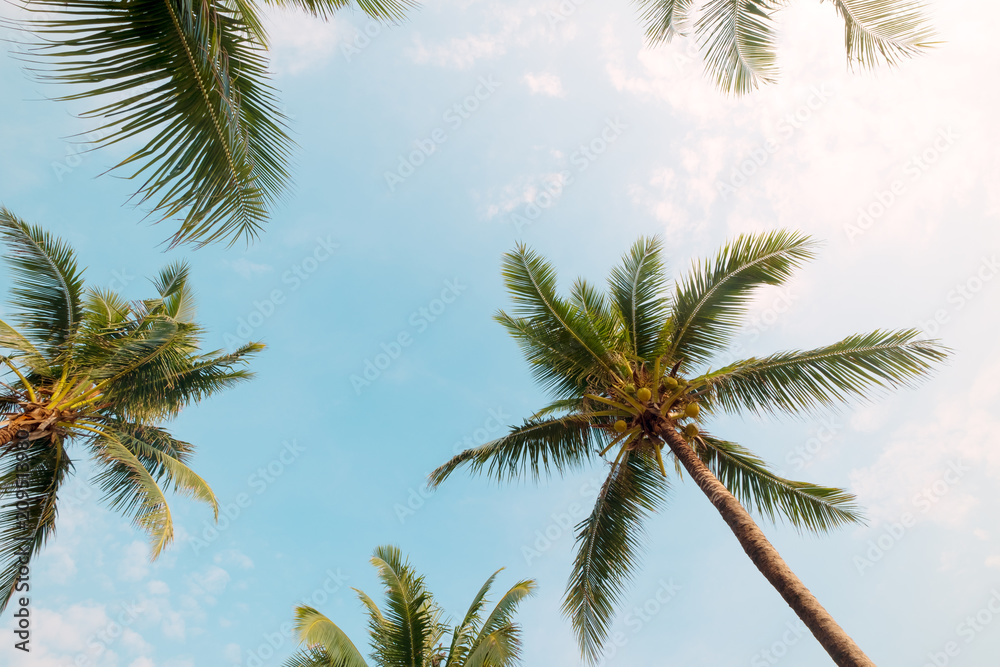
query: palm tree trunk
[
  {"left": 0, "top": 423, "right": 23, "bottom": 447},
  {"left": 660, "top": 427, "right": 876, "bottom": 667}
]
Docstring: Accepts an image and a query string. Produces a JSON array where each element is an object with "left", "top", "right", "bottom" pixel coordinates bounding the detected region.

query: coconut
[
  {"left": 665, "top": 376, "right": 679, "bottom": 389},
  {"left": 636, "top": 387, "right": 652, "bottom": 402},
  {"left": 614, "top": 420, "right": 628, "bottom": 433},
  {"left": 683, "top": 423, "right": 699, "bottom": 439},
  {"left": 684, "top": 403, "right": 700, "bottom": 418},
  {"left": 622, "top": 383, "right": 636, "bottom": 394}
]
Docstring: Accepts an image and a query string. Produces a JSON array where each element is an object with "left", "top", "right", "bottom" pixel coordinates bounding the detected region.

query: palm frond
[
  {"left": 446, "top": 569, "right": 501, "bottom": 666},
  {"left": 17, "top": 0, "right": 292, "bottom": 247},
  {"left": 428, "top": 415, "right": 600, "bottom": 488},
  {"left": 0, "top": 209, "right": 84, "bottom": 355},
  {"left": 0, "top": 436, "right": 72, "bottom": 611},
  {"left": 695, "top": 435, "right": 863, "bottom": 531},
  {"left": 830, "top": 0, "right": 935, "bottom": 69},
  {"left": 289, "top": 605, "right": 369, "bottom": 667},
  {"left": 90, "top": 429, "right": 176, "bottom": 558},
  {"left": 607, "top": 236, "right": 669, "bottom": 359},
  {"left": 95, "top": 421, "right": 218, "bottom": 519},
  {"left": 265, "top": 0, "right": 417, "bottom": 22},
  {"left": 464, "top": 578, "right": 537, "bottom": 667},
  {"left": 500, "top": 244, "right": 621, "bottom": 387},
  {"left": 695, "top": 0, "right": 779, "bottom": 95},
  {"left": 665, "top": 230, "right": 816, "bottom": 369},
  {"left": 636, "top": 0, "right": 694, "bottom": 43},
  {"left": 564, "top": 451, "right": 669, "bottom": 664},
  {"left": 368, "top": 545, "right": 437, "bottom": 667},
  {"left": 697, "top": 329, "right": 948, "bottom": 415}
]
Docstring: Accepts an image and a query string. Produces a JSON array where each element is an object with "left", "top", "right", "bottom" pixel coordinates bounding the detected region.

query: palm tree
[
  {"left": 0, "top": 208, "right": 261, "bottom": 609},
  {"left": 284, "top": 545, "right": 536, "bottom": 667},
  {"left": 8, "top": 0, "right": 413, "bottom": 247},
  {"left": 635, "top": 0, "right": 936, "bottom": 94},
  {"left": 430, "top": 231, "right": 947, "bottom": 666}
]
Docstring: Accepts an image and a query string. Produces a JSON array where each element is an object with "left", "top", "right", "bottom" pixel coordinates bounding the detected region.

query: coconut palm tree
[
  {"left": 430, "top": 231, "right": 947, "bottom": 667},
  {"left": 284, "top": 545, "right": 536, "bottom": 667},
  {"left": 636, "top": 0, "right": 935, "bottom": 94},
  {"left": 7, "top": 0, "right": 413, "bottom": 247},
  {"left": 0, "top": 208, "right": 261, "bottom": 610}
]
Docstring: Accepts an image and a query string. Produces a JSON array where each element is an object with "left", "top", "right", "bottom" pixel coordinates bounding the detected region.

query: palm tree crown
[
  {"left": 430, "top": 230, "right": 946, "bottom": 665},
  {"left": 284, "top": 545, "right": 536, "bottom": 667},
  {"left": 8, "top": 0, "right": 414, "bottom": 247},
  {"left": 0, "top": 208, "right": 261, "bottom": 610},
  {"left": 635, "top": 0, "right": 936, "bottom": 94}
]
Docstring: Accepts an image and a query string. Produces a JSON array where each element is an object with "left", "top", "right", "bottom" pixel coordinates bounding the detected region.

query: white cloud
[
  {"left": 264, "top": 10, "right": 354, "bottom": 75},
  {"left": 522, "top": 72, "right": 565, "bottom": 97}
]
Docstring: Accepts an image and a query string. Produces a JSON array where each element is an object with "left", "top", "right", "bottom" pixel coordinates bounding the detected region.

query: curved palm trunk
[{"left": 661, "top": 427, "right": 876, "bottom": 667}]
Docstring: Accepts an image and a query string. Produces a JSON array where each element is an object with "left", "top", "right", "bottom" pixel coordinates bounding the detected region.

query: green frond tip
[
  {"left": 637, "top": 0, "right": 695, "bottom": 44},
  {"left": 564, "top": 451, "right": 669, "bottom": 664},
  {"left": 696, "top": 435, "right": 864, "bottom": 531},
  {"left": 830, "top": 0, "right": 936, "bottom": 70},
  {"left": 16, "top": 0, "right": 293, "bottom": 247},
  {"left": 695, "top": 0, "right": 780, "bottom": 95},
  {"left": 698, "top": 329, "right": 949, "bottom": 415},
  {"left": 265, "top": 0, "right": 418, "bottom": 22}
]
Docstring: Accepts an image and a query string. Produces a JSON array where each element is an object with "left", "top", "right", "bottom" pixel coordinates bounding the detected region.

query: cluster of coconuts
[{"left": 611, "top": 375, "right": 700, "bottom": 440}]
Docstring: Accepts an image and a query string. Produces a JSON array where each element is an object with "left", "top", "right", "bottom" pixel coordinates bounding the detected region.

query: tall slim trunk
[{"left": 661, "top": 427, "right": 876, "bottom": 667}]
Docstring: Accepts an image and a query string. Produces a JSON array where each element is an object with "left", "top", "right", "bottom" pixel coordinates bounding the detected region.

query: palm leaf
[
  {"left": 636, "top": 0, "right": 694, "bottom": 43},
  {"left": 695, "top": 435, "right": 863, "bottom": 531},
  {"left": 17, "top": 0, "right": 292, "bottom": 247},
  {"left": 446, "top": 569, "right": 501, "bottom": 665},
  {"left": 500, "top": 245, "right": 621, "bottom": 386},
  {"left": 266, "top": 0, "right": 417, "bottom": 22},
  {"left": 428, "top": 415, "right": 600, "bottom": 488},
  {"left": 0, "top": 208, "right": 85, "bottom": 355},
  {"left": 464, "top": 578, "right": 536, "bottom": 667},
  {"left": 564, "top": 451, "right": 669, "bottom": 664},
  {"left": 831, "top": 0, "right": 935, "bottom": 69},
  {"left": 368, "top": 545, "right": 436, "bottom": 667},
  {"left": 607, "top": 236, "right": 669, "bottom": 359},
  {"left": 665, "top": 230, "right": 816, "bottom": 369},
  {"left": 0, "top": 436, "right": 72, "bottom": 611},
  {"left": 95, "top": 422, "right": 218, "bottom": 519},
  {"left": 695, "top": 0, "right": 779, "bottom": 95},
  {"left": 289, "top": 605, "right": 369, "bottom": 667},
  {"left": 697, "top": 329, "right": 947, "bottom": 415},
  {"left": 90, "top": 429, "right": 177, "bottom": 558}
]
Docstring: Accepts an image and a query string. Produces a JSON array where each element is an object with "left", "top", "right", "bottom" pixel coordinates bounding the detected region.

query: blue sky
[{"left": 1, "top": 0, "right": 1000, "bottom": 665}]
